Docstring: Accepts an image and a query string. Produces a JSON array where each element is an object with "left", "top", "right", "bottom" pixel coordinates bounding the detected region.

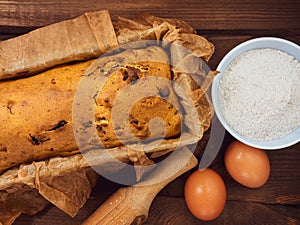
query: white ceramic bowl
[{"left": 212, "top": 37, "right": 300, "bottom": 150}]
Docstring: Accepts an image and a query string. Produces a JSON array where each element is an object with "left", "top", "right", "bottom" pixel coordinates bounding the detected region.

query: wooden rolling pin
[{"left": 82, "top": 146, "right": 198, "bottom": 225}]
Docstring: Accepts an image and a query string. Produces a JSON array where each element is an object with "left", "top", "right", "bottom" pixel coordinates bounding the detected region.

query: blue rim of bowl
[{"left": 212, "top": 37, "right": 300, "bottom": 150}]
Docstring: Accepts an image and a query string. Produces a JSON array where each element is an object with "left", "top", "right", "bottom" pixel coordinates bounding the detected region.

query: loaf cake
[
  {"left": 0, "top": 46, "right": 181, "bottom": 173},
  {"left": 0, "top": 11, "right": 216, "bottom": 223},
  {"left": 93, "top": 47, "right": 181, "bottom": 148}
]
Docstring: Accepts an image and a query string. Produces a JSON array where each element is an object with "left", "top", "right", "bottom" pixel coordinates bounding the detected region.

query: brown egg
[
  {"left": 224, "top": 140, "right": 270, "bottom": 188},
  {"left": 184, "top": 168, "right": 226, "bottom": 221}
]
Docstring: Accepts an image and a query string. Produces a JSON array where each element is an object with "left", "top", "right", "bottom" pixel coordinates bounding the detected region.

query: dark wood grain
[
  {"left": 159, "top": 135, "right": 300, "bottom": 205},
  {"left": 206, "top": 35, "right": 300, "bottom": 69},
  {"left": 14, "top": 195, "right": 300, "bottom": 225},
  {"left": 0, "top": 0, "right": 300, "bottom": 34},
  {"left": 1, "top": 1, "right": 300, "bottom": 224},
  {"left": 143, "top": 197, "right": 300, "bottom": 225}
]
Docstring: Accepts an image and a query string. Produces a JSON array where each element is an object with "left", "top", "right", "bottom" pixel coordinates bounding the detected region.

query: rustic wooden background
[{"left": 1, "top": 0, "right": 300, "bottom": 224}]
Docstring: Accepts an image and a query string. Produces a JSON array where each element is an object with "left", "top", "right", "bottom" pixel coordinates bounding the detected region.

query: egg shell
[
  {"left": 184, "top": 168, "right": 226, "bottom": 221},
  {"left": 224, "top": 141, "right": 270, "bottom": 188}
]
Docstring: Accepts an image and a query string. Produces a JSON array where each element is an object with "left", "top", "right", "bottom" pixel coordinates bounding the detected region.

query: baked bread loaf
[
  {"left": 0, "top": 11, "right": 216, "bottom": 224},
  {"left": 0, "top": 46, "right": 181, "bottom": 173},
  {"left": 93, "top": 47, "right": 181, "bottom": 148}
]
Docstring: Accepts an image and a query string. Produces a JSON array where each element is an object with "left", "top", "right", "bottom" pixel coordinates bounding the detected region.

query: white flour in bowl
[{"left": 218, "top": 48, "right": 300, "bottom": 141}]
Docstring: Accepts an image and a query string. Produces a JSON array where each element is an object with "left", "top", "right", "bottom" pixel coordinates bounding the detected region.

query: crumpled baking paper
[{"left": 0, "top": 10, "right": 215, "bottom": 224}]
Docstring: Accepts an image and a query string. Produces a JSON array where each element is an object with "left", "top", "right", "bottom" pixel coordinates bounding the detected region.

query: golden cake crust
[
  {"left": 0, "top": 61, "right": 92, "bottom": 173},
  {"left": 0, "top": 46, "right": 181, "bottom": 173},
  {"left": 95, "top": 61, "right": 181, "bottom": 148}
]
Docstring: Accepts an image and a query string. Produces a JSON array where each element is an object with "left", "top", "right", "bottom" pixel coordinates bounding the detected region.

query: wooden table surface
[{"left": 1, "top": 0, "right": 300, "bottom": 224}]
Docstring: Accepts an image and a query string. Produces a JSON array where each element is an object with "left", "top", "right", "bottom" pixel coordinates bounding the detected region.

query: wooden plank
[
  {"left": 142, "top": 197, "right": 300, "bottom": 225},
  {"left": 206, "top": 35, "right": 254, "bottom": 69},
  {"left": 216, "top": 136, "right": 300, "bottom": 205},
  {"left": 206, "top": 35, "right": 300, "bottom": 69},
  {"left": 0, "top": 34, "right": 16, "bottom": 41},
  {"left": 160, "top": 133, "right": 300, "bottom": 205},
  {"left": 14, "top": 192, "right": 300, "bottom": 224},
  {"left": 228, "top": 149, "right": 300, "bottom": 204},
  {"left": 14, "top": 197, "right": 300, "bottom": 224},
  {"left": 0, "top": 0, "right": 299, "bottom": 33}
]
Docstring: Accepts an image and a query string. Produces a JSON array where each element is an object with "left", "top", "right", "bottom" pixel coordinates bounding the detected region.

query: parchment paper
[
  {"left": 0, "top": 10, "right": 215, "bottom": 224},
  {"left": 0, "top": 10, "right": 118, "bottom": 80}
]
